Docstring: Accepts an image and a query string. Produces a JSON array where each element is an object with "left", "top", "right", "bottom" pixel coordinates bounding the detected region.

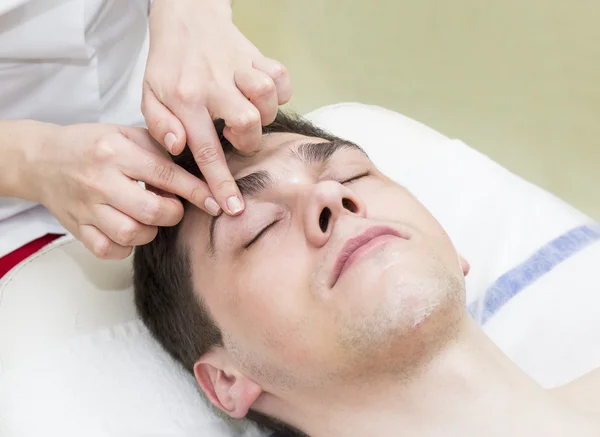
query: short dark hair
[{"left": 134, "top": 112, "right": 345, "bottom": 437}]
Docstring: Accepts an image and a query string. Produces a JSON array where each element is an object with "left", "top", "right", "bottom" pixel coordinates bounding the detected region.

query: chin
[
  {"left": 348, "top": 256, "right": 464, "bottom": 330},
  {"left": 336, "top": 271, "right": 465, "bottom": 378}
]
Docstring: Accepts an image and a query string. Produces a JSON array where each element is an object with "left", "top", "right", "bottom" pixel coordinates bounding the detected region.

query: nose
[{"left": 303, "top": 180, "right": 367, "bottom": 248}]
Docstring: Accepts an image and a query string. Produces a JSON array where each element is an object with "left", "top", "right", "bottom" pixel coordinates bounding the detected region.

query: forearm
[
  {"left": 149, "top": 0, "right": 233, "bottom": 25},
  {"left": 0, "top": 119, "right": 56, "bottom": 201}
]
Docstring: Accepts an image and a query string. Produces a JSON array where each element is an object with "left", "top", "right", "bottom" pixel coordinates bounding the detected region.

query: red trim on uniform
[{"left": 0, "top": 233, "right": 63, "bottom": 279}]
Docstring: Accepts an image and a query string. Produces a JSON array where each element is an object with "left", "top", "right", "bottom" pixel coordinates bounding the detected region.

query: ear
[
  {"left": 459, "top": 255, "right": 470, "bottom": 277},
  {"left": 194, "top": 349, "right": 263, "bottom": 419}
]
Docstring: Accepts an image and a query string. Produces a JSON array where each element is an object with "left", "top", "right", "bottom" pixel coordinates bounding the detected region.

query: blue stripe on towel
[{"left": 469, "top": 224, "right": 600, "bottom": 324}]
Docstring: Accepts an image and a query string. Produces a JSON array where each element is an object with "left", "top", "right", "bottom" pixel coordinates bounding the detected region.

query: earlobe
[
  {"left": 227, "top": 376, "right": 263, "bottom": 418},
  {"left": 194, "top": 350, "right": 263, "bottom": 419},
  {"left": 459, "top": 255, "right": 470, "bottom": 277}
]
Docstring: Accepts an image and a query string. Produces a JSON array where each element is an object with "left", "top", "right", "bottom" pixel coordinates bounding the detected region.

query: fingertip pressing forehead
[{"left": 179, "top": 134, "right": 317, "bottom": 250}]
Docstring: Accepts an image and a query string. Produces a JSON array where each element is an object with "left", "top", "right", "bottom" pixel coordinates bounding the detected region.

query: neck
[{"left": 280, "top": 316, "right": 598, "bottom": 437}]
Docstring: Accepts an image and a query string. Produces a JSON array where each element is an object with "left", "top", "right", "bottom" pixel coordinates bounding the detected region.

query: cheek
[
  {"left": 363, "top": 184, "right": 446, "bottom": 235},
  {"left": 360, "top": 183, "right": 461, "bottom": 267},
  {"left": 358, "top": 183, "right": 414, "bottom": 220},
  {"left": 225, "top": 251, "right": 317, "bottom": 365}
]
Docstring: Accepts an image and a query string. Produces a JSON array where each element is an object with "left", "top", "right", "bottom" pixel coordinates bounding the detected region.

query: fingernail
[
  {"left": 204, "top": 197, "right": 221, "bottom": 216},
  {"left": 226, "top": 196, "right": 244, "bottom": 215},
  {"left": 164, "top": 132, "right": 177, "bottom": 152}
]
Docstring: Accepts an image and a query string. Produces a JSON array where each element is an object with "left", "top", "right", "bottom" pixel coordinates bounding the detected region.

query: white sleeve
[{"left": 0, "top": 0, "right": 30, "bottom": 16}]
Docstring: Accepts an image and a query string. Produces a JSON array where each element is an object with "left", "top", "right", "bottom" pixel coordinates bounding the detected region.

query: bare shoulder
[{"left": 552, "top": 368, "right": 600, "bottom": 414}]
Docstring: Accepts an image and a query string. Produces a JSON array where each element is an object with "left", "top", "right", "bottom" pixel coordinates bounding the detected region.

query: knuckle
[
  {"left": 147, "top": 117, "right": 165, "bottom": 134},
  {"left": 251, "top": 78, "right": 276, "bottom": 99},
  {"left": 192, "top": 146, "right": 220, "bottom": 167},
  {"left": 92, "top": 138, "right": 117, "bottom": 163},
  {"left": 230, "top": 109, "right": 261, "bottom": 132},
  {"left": 270, "top": 63, "right": 288, "bottom": 81},
  {"left": 189, "top": 184, "right": 208, "bottom": 204},
  {"left": 173, "top": 82, "right": 201, "bottom": 105},
  {"left": 215, "top": 178, "right": 237, "bottom": 193},
  {"left": 151, "top": 162, "right": 176, "bottom": 186},
  {"left": 116, "top": 222, "right": 140, "bottom": 246},
  {"left": 93, "top": 237, "right": 112, "bottom": 259},
  {"left": 140, "top": 199, "right": 162, "bottom": 224}
]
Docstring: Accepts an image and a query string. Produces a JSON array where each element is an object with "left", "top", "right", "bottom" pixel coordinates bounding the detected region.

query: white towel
[{"left": 0, "top": 321, "right": 268, "bottom": 437}]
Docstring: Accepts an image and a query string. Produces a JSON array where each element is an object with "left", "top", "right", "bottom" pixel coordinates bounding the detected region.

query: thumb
[
  {"left": 118, "top": 126, "right": 171, "bottom": 159},
  {"left": 142, "top": 86, "right": 187, "bottom": 155}
]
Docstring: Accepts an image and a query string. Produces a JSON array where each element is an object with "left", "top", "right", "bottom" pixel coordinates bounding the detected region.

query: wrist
[
  {"left": 150, "top": 0, "right": 233, "bottom": 23},
  {"left": 3, "top": 120, "right": 60, "bottom": 202}
]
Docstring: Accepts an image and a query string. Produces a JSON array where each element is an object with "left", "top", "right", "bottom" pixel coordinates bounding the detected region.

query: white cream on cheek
[
  {"left": 379, "top": 250, "right": 405, "bottom": 274},
  {"left": 370, "top": 247, "right": 445, "bottom": 329}
]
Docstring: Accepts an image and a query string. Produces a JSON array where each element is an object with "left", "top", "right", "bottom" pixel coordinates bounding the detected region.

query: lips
[{"left": 330, "top": 225, "right": 402, "bottom": 287}]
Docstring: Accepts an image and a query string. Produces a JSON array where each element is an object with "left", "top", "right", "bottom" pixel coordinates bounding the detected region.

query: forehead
[{"left": 226, "top": 132, "right": 327, "bottom": 178}]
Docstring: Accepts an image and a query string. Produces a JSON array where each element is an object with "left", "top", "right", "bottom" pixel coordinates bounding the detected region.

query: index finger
[
  {"left": 119, "top": 137, "right": 221, "bottom": 217},
  {"left": 177, "top": 108, "right": 244, "bottom": 216}
]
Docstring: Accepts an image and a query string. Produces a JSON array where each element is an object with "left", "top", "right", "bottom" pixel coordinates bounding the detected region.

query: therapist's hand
[
  {"left": 28, "top": 123, "right": 213, "bottom": 260},
  {"left": 142, "top": 0, "right": 291, "bottom": 215}
]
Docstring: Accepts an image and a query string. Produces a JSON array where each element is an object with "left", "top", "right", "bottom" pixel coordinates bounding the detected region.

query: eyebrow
[{"left": 208, "top": 139, "right": 364, "bottom": 254}]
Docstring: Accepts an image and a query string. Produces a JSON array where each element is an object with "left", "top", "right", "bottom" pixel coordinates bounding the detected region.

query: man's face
[{"left": 185, "top": 132, "right": 467, "bottom": 391}]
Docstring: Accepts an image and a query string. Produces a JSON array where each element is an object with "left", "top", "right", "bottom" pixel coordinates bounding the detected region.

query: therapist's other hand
[
  {"left": 30, "top": 124, "right": 216, "bottom": 260},
  {"left": 142, "top": 0, "right": 291, "bottom": 216}
]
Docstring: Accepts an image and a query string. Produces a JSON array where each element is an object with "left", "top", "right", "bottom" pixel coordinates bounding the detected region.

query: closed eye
[
  {"left": 244, "top": 220, "right": 279, "bottom": 249},
  {"left": 243, "top": 171, "right": 369, "bottom": 249},
  {"left": 341, "top": 170, "right": 371, "bottom": 184}
]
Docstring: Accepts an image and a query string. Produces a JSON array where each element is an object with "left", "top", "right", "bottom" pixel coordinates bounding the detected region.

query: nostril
[
  {"left": 319, "top": 207, "right": 331, "bottom": 233},
  {"left": 342, "top": 198, "right": 357, "bottom": 213}
]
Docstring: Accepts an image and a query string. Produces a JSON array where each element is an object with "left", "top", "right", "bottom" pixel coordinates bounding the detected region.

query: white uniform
[{"left": 0, "top": 0, "right": 150, "bottom": 257}]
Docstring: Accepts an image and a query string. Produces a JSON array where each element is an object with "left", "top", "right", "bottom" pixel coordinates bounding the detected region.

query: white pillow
[{"left": 1, "top": 103, "right": 598, "bottom": 437}]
